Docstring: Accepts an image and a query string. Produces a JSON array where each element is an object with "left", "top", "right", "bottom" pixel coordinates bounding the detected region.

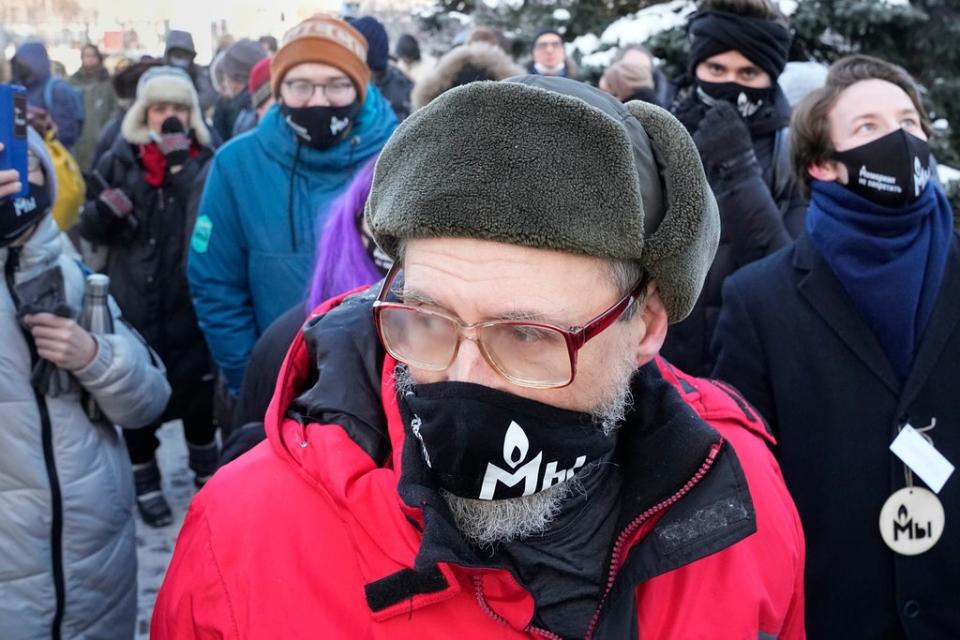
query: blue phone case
[{"left": 0, "top": 84, "right": 30, "bottom": 199}]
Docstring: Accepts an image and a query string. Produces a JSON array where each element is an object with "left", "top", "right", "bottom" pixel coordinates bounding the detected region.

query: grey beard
[
  {"left": 440, "top": 474, "right": 584, "bottom": 550},
  {"left": 393, "top": 351, "right": 636, "bottom": 548}
]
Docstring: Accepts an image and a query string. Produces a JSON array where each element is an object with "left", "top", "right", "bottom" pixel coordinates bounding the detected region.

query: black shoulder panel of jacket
[
  {"left": 364, "top": 566, "right": 448, "bottom": 613},
  {"left": 286, "top": 288, "right": 392, "bottom": 465}
]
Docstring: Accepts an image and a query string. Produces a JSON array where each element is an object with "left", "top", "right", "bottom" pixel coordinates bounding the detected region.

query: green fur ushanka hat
[{"left": 366, "top": 75, "right": 719, "bottom": 323}]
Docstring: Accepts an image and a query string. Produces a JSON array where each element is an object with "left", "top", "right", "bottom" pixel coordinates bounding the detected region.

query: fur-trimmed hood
[
  {"left": 411, "top": 42, "right": 524, "bottom": 110},
  {"left": 121, "top": 65, "right": 210, "bottom": 146}
]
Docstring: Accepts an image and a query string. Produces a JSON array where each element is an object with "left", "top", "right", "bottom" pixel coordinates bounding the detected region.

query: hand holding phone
[
  {"left": 0, "top": 145, "right": 23, "bottom": 198},
  {"left": 0, "top": 84, "right": 29, "bottom": 199}
]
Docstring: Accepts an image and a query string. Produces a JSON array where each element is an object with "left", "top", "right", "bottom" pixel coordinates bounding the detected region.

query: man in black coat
[
  {"left": 664, "top": 0, "right": 806, "bottom": 376},
  {"left": 713, "top": 55, "right": 960, "bottom": 639},
  {"left": 78, "top": 67, "right": 218, "bottom": 527}
]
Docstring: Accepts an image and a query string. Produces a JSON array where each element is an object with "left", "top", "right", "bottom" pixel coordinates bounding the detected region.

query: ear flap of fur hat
[
  {"left": 623, "top": 100, "right": 719, "bottom": 322},
  {"left": 121, "top": 65, "right": 210, "bottom": 146}
]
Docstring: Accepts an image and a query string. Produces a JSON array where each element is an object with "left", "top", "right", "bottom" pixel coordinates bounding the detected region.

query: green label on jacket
[{"left": 191, "top": 215, "right": 213, "bottom": 254}]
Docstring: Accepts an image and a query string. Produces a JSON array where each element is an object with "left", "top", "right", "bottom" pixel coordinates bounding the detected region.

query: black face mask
[
  {"left": 400, "top": 381, "right": 617, "bottom": 501},
  {"left": 696, "top": 79, "right": 773, "bottom": 119},
  {"left": 281, "top": 100, "right": 362, "bottom": 150},
  {"left": 832, "top": 128, "right": 932, "bottom": 209},
  {"left": 0, "top": 182, "right": 51, "bottom": 247}
]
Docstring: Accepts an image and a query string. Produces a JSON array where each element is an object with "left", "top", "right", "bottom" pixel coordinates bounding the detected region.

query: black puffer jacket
[
  {"left": 664, "top": 85, "right": 806, "bottom": 376},
  {"left": 78, "top": 134, "right": 214, "bottom": 421}
]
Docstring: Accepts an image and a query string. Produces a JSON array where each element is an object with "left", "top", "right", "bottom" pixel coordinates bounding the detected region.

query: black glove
[
  {"left": 692, "top": 102, "right": 760, "bottom": 180},
  {"left": 14, "top": 266, "right": 76, "bottom": 397},
  {"left": 156, "top": 116, "right": 191, "bottom": 168},
  {"left": 94, "top": 187, "right": 139, "bottom": 232},
  {"left": 96, "top": 187, "right": 134, "bottom": 217}
]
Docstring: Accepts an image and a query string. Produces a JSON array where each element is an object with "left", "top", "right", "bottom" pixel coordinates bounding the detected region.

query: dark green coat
[{"left": 70, "top": 67, "right": 117, "bottom": 172}]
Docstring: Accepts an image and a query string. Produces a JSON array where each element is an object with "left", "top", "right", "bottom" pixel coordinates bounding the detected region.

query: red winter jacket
[{"left": 153, "top": 290, "right": 805, "bottom": 639}]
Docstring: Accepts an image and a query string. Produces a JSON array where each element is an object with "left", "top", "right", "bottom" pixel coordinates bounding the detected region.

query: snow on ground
[{"left": 134, "top": 421, "right": 196, "bottom": 639}]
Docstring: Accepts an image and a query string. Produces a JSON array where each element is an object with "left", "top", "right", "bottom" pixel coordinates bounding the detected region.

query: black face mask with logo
[
  {"left": 831, "top": 128, "right": 932, "bottom": 209},
  {"left": 281, "top": 100, "right": 362, "bottom": 150},
  {"left": 696, "top": 79, "right": 773, "bottom": 120},
  {"left": 0, "top": 182, "right": 51, "bottom": 247},
  {"left": 399, "top": 381, "right": 616, "bottom": 501}
]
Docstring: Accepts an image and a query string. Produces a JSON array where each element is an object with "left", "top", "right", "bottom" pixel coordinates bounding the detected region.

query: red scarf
[{"left": 139, "top": 142, "right": 200, "bottom": 188}]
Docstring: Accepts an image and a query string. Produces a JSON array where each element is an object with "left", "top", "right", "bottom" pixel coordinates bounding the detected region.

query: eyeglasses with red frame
[{"left": 372, "top": 263, "right": 648, "bottom": 389}]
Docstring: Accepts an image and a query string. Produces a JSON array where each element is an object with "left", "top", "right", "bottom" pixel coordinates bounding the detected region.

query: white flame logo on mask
[
  {"left": 914, "top": 156, "right": 932, "bottom": 197},
  {"left": 736, "top": 92, "right": 762, "bottom": 119},
  {"left": 478, "top": 421, "right": 585, "bottom": 501}
]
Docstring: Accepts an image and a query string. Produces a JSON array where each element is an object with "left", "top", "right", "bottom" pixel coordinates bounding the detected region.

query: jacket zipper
[
  {"left": 6, "top": 249, "right": 66, "bottom": 640},
  {"left": 584, "top": 441, "right": 723, "bottom": 639},
  {"left": 470, "top": 440, "right": 721, "bottom": 640},
  {"left": 473, "top": 575, "right": 562, "bottom": 639}
]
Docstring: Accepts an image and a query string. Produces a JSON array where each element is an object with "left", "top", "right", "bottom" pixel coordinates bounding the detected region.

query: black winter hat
[
  {"left": 532, "top": 27, "right": 563, "bottom": 46},
  {"left": 367, "top": 76, "right": 720, "bottom": 323},
  {"left": 349, "top": 16, "right": 390, "bottom": 72}
]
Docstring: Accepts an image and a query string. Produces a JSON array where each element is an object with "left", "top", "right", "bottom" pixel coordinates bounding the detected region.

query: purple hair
[{"left": 307, "top": 159, "right": 382, "bottom": 311}]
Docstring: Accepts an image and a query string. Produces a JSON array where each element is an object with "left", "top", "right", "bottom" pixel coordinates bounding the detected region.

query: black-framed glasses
[
  {"left": 372, "top": 264, "right": 648, "bottom": 389},
  {"left": 282, "top": 78, "right": 356, "bottom": 105}
]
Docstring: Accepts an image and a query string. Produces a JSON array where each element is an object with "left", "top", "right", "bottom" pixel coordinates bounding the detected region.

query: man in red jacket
[{"left": 153, "top": 76, "right": 805, "bottom": 639}]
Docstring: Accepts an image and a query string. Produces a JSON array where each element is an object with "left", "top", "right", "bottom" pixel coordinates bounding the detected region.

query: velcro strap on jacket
[{"left": 364, "top": 566, "right": 448, "bottom": 613}]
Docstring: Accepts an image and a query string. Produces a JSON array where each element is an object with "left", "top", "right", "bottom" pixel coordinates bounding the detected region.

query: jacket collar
[
  {"left": 793, "top": 231, "right": 960, "bottom": 403},
  {"left": 793, "top": 232, "right": 901, "bottom": 393},
  {"left": 899, "top": 236, "right": 960, "bottom": 409},
  {"left": 1, "top": 216, "right": 61, "bottom": 280}
]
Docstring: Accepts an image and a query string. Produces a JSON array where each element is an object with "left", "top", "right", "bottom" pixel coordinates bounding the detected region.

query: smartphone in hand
[{"left": 0, "top": 84, "right": 29, "bottom": 199}]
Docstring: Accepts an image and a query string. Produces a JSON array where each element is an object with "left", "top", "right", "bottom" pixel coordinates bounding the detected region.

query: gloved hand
[
  {"left": 96, "top": 186, "right": 134, "bottom": 218},
  {"left": 155, "top": 116, "right": 191, "bottom": 168},
  {"left": 692, "top": 101, "right": 760, "bottom": 180}
]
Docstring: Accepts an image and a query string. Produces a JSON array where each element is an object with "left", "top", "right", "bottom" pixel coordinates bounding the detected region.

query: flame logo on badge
[{"left": 898, "top": 504, "right": 909, "bottom": 523}]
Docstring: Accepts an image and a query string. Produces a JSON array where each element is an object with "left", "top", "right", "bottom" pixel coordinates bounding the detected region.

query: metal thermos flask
[{"left": 78, "top": 274, "right": 114, "bottom": 420}]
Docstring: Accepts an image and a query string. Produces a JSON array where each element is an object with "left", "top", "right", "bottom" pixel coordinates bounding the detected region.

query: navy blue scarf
[{"left": 807, "top": 180, "right": 954, "bottom": 380}]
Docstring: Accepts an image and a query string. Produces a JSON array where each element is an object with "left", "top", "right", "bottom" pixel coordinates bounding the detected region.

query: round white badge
[{"left": 878, "top": 487, "right": 945, "bottom": 556}]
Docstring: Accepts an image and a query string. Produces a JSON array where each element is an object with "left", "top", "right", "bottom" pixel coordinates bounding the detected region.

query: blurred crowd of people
[{"left": 1, "top": 0, "right": 957, "bottom": 638}]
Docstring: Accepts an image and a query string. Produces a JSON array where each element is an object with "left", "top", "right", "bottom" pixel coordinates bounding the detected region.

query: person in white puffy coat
[{"left": 0, "top": 128, "right": 171, "bottom": 639}]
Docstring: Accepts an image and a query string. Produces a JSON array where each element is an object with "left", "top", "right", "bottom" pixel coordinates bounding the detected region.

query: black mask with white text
[
  {"left": 281, "top": 100, "right": 361, "bottom": 150},
  {"left": 399, "top": 381, "right": 616, "bottom": 501},
  {"left": 696, "top": 79, "right": 773, "bottom": 119},
  {"left": 831, "top": 128, "right": 932, "bottom": 209}
]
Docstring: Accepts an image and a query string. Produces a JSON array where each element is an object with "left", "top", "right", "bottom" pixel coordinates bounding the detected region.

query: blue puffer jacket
[
  {"left": 14, "top": 41, "right": 84, "bottom": 149},
  {"left": 188, "top": 85, "right": 397, "bottom": 392}
]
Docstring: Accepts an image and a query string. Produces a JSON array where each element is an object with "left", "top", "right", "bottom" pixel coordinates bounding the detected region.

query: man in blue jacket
[{"left": 188, "top": 14, "right": 397, "bottom": 394}]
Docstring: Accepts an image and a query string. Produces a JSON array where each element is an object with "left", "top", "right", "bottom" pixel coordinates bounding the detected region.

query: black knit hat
[
  {"left": 367, "top": 76, "right": 719, "bottom": 323},
  {"left": 532, "top": 27, "right": 563, "bottom": 45}
]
